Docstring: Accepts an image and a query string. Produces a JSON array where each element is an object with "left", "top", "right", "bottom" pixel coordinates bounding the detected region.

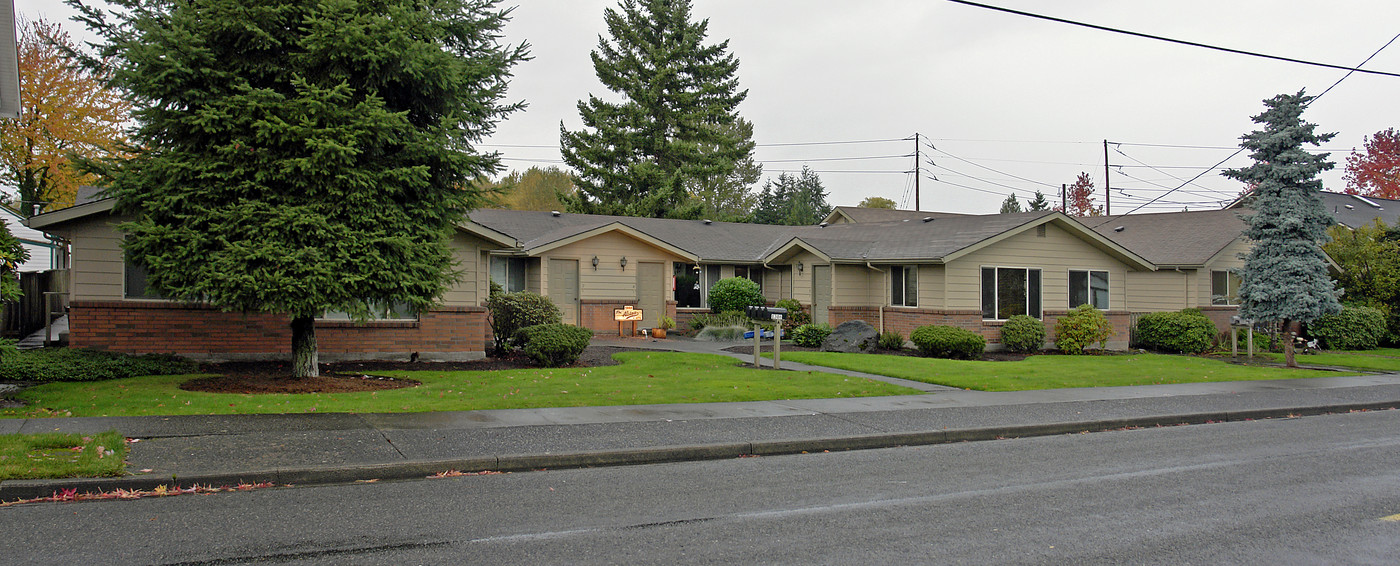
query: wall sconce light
[
  {"left": 620, "top": 256, "right": 628, "bottom": 269},
  {"left": 592, "top": 255, "right": 599, "bottom": 270},
  {"left": 797, "top": 261, "right": 804, "bottom": 274}
]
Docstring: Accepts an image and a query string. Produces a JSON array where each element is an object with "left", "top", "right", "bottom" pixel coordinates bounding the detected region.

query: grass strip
[
  {"left": 0, "top": 430, "right": 127, "bottom": 480},
  {"left": 777, "top": 352, "right": 1356, "bottom": 392},
  {"left": 1256, "top": 351, "right": 1400, "bottom": 372},
  {"left": 1, "top": 352, "right": 920, "bottom": 419}
]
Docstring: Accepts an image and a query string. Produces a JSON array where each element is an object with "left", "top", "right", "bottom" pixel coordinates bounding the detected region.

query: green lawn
[
  {"left": 1, "top": 352, "right": 919, "bottom": 419},
  {"left": 0, "top": 431, "right": 128, "bottom": 480},
  {"left": 777, "top": 352, "right": 1357, "bottom": 392},
  {"left": 1256, "top": 349, "right": 1400, "bottom": 373}
]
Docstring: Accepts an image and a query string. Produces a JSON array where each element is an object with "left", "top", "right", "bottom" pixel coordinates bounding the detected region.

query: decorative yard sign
[{"left": 615, "top": 306, "right": 642, "bottom": 336}]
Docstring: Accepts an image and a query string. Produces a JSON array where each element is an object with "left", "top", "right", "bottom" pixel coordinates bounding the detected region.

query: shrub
[
  {"left": 792, "top": 323, "right": 833, "bottom": 347},
  {"left": 878, "top": 331, "right": 905, "bottom": 350},
  {"left": 773, "top": 298, "right": 811, "bottom": 332},
  {"left": 0, "top": 348, "right": 197, "bottom": 382},
  {"left": 688, "top": 310, "right": 749, "bottom": 333},
  {"left": 514, "top": 323, "right": 593, "bottom": 367},
  {"left": 1309, "top": 305, "right": 1387, "bottom": 350},
  {"left": 707, "top": 277, "right": 764, "bottom": 313},
  {"left": 910, "top": 325, "right": 985, "bottom": 360},
  {"left": 658, "top": 315, "right": 675, "bottom": 330},
  {"left": 1055, "top": 304, "right": 1114, "bottom": 355},
  {"left": 485, "top": 291, "right": 561, "bottom": 352},
  {"left": 1133, "top": 310, "right": 1219, "bottom": 354},
  {"left": 1000, "top": 315, "right": 1046, "bottom": 353}
]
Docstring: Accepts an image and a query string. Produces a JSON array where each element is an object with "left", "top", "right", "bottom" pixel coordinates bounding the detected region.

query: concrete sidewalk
[{"left": 4, "top": 367, "right": 1400, "bottom": 502}]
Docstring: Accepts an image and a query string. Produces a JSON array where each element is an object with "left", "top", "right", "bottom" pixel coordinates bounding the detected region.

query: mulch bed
[{"left": 179, "top": 346, "right": 639, "bottom": 395}]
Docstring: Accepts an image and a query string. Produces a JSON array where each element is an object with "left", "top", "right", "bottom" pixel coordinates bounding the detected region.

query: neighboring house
[
  {"left": 27, "top": 200, "right": 1273, "bottom": 360},
  {"left": 1226, "top": 190, "right": 1400, "bottom": 230},
  {"left": 1, "top": 205, "right": 62, "bottom": 272}
]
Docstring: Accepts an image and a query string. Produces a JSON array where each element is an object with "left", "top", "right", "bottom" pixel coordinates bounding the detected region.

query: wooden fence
[{"left": 1, "top": 270, "right": 69, "bottom": 338}]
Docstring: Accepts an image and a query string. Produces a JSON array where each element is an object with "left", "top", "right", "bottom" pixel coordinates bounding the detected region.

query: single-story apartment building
[{"left": 27, "top": 198, "right": 1273, "bottom": 360}]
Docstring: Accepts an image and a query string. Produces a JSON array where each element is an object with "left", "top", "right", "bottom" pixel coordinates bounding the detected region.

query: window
[
  {"left": 734, "top": 265, "right": 763, "bottom": 293},
  {"left": 891, "top": 265, "right": 917, "bottom": 307},
  {"left": 490, "top": 256, "right": 528, "bottom": 293},
  {"left": 675, "top": 263, "right": 702, "bottom": 308},
  {"left": 1212, "top": 270, "right": 1241, "bottom": 305},
  {"left": 123, "top": 261, "right": 167, "bottom": 300},
  {"left": 982, "top": 267, "right": 1041, "bottom": 320},
  {"left": 1069, "top": 270, "right": 1109, "bottom": 309},
  {"left": 321, "top": 301, "right": 417, "bottom": 321}
]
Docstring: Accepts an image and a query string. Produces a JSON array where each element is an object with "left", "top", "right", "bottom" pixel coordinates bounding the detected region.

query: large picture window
[
  {"left": 891, "top": 265, "right": 917, "bottom": 307},
  {"left": 321, "top": 301, "right": 417, "bottom": 321},
  {"left": 1069, "top": 270, "right": 1109, "bottom": 309},
  {"left": 982, "top": 267, "right": 1041, "bottom": 320},
  {"left": 1212, "top": 270, "right": 1241, "bottom": 305},
  {"left": 490, "top": 256, "right": 528, "bottom": 293}
]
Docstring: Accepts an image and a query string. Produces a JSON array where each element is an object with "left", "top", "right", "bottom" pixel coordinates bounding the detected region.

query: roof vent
[
  {"left": 1113, "top": 226, "right": 1125, "bottom": 232},
  {"left": 703, "top": 219, "right": 712, "bottom": 225},
  {"left": 819, "top": 222, "right": 829, "bottom": 228},
  {"left": 1354, "top": 195, "right": 1382, "bottom": 208},
  {"left": 1344, "top": 204, "right": 1354, "bottom": 210},
  {"left": 551, "top": 210, "right": 561, "bottom": 217},
  {"left": 922, "top": 217, "right": 934, "bottom": 223}
]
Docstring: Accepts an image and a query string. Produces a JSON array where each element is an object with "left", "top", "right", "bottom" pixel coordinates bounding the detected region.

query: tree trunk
[
  {"left": 1282, "top": 319, "right": 1297, "bottom": 368},
  {"left": 291, "top": 315, "right": 319, "bottom": 378}
]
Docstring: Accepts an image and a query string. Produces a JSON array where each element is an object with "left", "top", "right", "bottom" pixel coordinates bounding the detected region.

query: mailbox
[
  {"left": 745, "top": 305, "right": 788, "bottom": 321},
  {"left": 1229, "top": 315, "right": 1253, "bottom": 327}
]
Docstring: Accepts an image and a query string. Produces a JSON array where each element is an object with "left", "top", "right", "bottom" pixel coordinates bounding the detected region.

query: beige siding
[
  {"left": 787, "top": 253, "right": 821, "bottom": 305},
  {"left": 916, "top": 264, "right": 945, "bottom": 309},
  {"left": 66, "top": 215, "right": 126, "bottom": 300},
  {"left": 1197, "top": 238, "right": 1251, "bottom": 307},
  {"left": 1124, "top": 270, "right": 1193, "bottom": 312},
  {"left": 537, "top": 231, "right": 686, "bottom": 301},
  {"left": 947, "top": 223, "right": 1130, "bottom": 313},
  {"left": 442, "top": 232, "right": 493, "bottom": 307},
  {"left": 833, "top": 264, "right": 883, "bottom": 306},
  {"left": 761, "top": 265, "right": 794, "bottom": 301}
]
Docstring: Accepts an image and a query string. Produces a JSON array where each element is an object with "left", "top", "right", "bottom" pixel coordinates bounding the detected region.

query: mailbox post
[
  {"left": 1230, "top": 315, "right": 1255, "bottom": 358},
  {"left": 745, "top": 306, "right": 787, "bottom": 370}
]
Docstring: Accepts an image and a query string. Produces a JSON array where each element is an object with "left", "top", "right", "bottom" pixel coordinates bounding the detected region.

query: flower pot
[{"left": 653, "top": 328, "right": 667, "bottom": 339}]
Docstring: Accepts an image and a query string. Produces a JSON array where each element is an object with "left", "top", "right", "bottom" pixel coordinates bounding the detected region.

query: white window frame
[
  {"left": 891, "top": 265, "right": 917, "bottom": 307},
  {"left": 981, "top": 265, "right": 1042, "bottom": 320},
  {"left": 1211, "top": 269, "right": 1241, "bottom": 306},
  {"left": 490, "top": 256, "right": 528, "bottom": 293},
  {"left": 1068, "top": 269, "right": 1109, "bottom": 310}
]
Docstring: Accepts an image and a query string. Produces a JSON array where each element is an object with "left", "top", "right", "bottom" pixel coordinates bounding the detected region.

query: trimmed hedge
[
  {"left": 514, "top": 323, "right": 593, "bottom": 367},
  {"left": 707, "top": 277, "right": 764, "bottom": 313},
  {"left": 1133, "top": 310, "right": 1219, "bottom": 354},
  {"left": 486, "top": 291, "right": 561, "bottom": 352},
  {"left": 910, "top": 325, "right": 985, "bottom": 360},
  {"left": 1055, "top": 304, "right": 1113, "bottom": 355},
  {"left": 0, "top": 348, "right": 197, "bottom": 383},
  {"left": 1000, "top": 315, "right": 1045, "bottom": 353},
  {"left": 878, "top": 331, "right": 905, "bottom": 350},
  {"left": 1309, "top": 305, "right": 1387, "bottom": 351},
  {"left": 792, "top": 323, "right": 833, "bottom": 348}
]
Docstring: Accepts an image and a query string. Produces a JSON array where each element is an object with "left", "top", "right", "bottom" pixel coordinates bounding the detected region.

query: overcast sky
[{"left": 20, "top": 0, "right": 1400, "bottom": 215}]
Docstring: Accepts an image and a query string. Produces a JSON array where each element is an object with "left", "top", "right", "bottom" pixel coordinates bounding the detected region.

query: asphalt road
[{"left": 6, "top": 410, "right": 1400, "bottom": 565}]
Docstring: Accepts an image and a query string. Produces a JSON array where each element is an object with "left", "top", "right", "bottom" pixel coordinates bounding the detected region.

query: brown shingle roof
[{"left": 1090, "top": 209, "right": 1247, "bottom": 266}]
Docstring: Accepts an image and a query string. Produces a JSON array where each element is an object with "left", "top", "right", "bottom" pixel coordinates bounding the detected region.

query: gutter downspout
[{"left": 868, "top": 261, "right": 885, "bottom": 333}]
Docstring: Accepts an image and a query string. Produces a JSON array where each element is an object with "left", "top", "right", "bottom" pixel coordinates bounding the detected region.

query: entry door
[
  {"left": 548, "top": 258, "right": 580, "bottom": 325},
  {"left": 812, "top": 264, "right": 831, "bottom": 325},
  {"left": 637, "top": 261, "right": 664, "bottom": 329}
]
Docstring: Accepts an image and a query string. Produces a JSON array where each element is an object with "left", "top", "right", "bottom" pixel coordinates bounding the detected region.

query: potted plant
[{"left": 655, "top": 315, "right": 675, "bottom": 339}]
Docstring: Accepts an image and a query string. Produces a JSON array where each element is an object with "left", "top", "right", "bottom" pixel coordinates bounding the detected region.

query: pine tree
[
  {"left": 75, "top": 0, "right": 528, "bottom": 378},
  {"left": 1222, "top": 90, "right": 1341, "bottom": 367},
  {"left": 999, "top": 193, "right": 1023, "bottom": 214},
  {"left": 689, "top": 118, "right": 762, "bottom": 221},
  {"left": 0, "top": 218, "right": 28, "bottom": 302},
  {"left": 751, "top": 167, "right": 830, "bottom": 225},
  {"left": 1027, "top": 190, "right": 1051, "bottom": 211},
  {"left": 560, "top": 0, "right": 751, "bottom": 219}
]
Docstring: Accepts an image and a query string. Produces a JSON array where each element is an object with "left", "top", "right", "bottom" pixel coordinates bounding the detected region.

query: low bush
[
  {"left": 514, "top": 323, "right": 593, "bottom": 367},
  {"left": 878, "top": 331, "right": 905, "bottom": 350},
  {"left": 999, "top": 315, "right": 1045, "bottom": 353},
  {"left": 910, "top": 325, "right": 985, "bottom": 360},
  {"left": 688, "top": 310, "right": 749, "bottom": 333},
  {"left": 1055, "top": 304, "right": 1113, "bottom": 355},
  {"left": 0, "top": 348, "right": 197, "bottom": 382},
  {"left": 1133, "top": 310, "right": 1219, "bottom": 354},
  {"left": 486, "top": 291, "right": 561, "bottom": 352},
  {"left": 792, "top": 323, "right": 833, "bottom": 348},
  {"left": 707, "top": 277, "right": 765, "bottom": 313},
  {"left": 774, "top": 298, "right": 811, "bottom": 332},
  {"left": 1309, "top": 305, "right": 1387, "bottom": 351}
]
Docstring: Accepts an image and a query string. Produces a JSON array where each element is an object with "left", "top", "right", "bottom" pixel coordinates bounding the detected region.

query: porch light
[
  {"left": 620, "top": 256, "right": 628, "bottom": 269},
  {"left": 592, "top": 255, "right": 599, "bottom": 269},
  {"left": 797, "top": 261, "right": 804, "bottom": 274}
]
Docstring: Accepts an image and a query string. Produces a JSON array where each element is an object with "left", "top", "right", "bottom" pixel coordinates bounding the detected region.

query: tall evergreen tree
[
  {"left": 689, "top": 118, "right": 761, "bottom": 221},
  {"left": 73, "top": 0, "right": 528, "bottom": 378},
  {"left": 560, "top": 0, "right": 751, "bottom": 219},
  {"left": 1027, "top": 190, "right": 1051, "bottom": 211},
  {"left": 999, "top": 193, "right": 1023, "bottom": 214},
  {"left": 751, "top": 167, "right": 830, "bottom": 225},
  {"left": 1222, "top": 90, "right": 1340, "bottom": 367}
]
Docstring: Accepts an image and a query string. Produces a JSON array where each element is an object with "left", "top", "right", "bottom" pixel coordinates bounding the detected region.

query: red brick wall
[
  {"left": 68, "top": 301, "right": 488, "bottom": 361},
  {"left": 581, "top": 299, "right": 679, "bottom": 336},
  {"left": 822, "top": 305, "right": 1131, "bottom": 351}
]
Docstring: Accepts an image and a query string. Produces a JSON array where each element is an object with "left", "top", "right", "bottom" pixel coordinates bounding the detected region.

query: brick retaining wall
[{"left": 825, "top": 306, "right": 1132, "bottom": 351}]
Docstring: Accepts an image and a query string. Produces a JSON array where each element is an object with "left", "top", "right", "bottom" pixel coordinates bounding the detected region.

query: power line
[
  {"left": 925, "top": 142, "right": 1058, "bottom": 189},
  {"left": 946, "top": 0, "right": 1400, "bottom": 78},
  {"left": 757, "top": 154, "right": 909, "bottom": 164}
]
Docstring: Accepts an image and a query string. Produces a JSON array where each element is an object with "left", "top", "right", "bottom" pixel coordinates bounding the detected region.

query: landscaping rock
[{"left": 820, "top": 320, "right": 880, "bottom": 353}]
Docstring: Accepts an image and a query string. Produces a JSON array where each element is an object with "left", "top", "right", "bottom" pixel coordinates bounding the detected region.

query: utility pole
[
  {"left": 1061, "top": 183, "right": 1067, "bottom": 212},
  {"left": 913, "top": 133, "right": 921, "bottom": 211},
  {"left": 1103, "top": 139, "right": 1111, "bottom": 215}
]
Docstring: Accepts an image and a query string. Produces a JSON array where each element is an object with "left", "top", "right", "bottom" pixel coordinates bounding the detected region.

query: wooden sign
[{"left": 614, "top": 306, "right": 643, "bottom": 321}]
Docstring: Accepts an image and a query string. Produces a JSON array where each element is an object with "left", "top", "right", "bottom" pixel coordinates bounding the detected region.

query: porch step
[{"left": 16, "top": 314, "right": 67, "bottom": 350}]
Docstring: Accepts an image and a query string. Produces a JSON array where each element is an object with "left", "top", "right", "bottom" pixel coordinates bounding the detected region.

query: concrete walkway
[{"left": 3, "top": 338, "right": 1399, "bottom": 502}]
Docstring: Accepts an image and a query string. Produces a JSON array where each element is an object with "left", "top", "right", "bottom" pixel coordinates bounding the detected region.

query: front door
[
  {"left": 637, "top": 261, "right": 664, "bottom": 329},
  {"left": 812, "top": 264, "right": 831, "bottom": 325},
  {"left": 548, "top": 258, "right": 580, "bottom": 325}
]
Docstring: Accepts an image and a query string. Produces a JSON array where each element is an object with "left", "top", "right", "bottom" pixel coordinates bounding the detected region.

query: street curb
[{"left": 4, "top": 400, "right": 1397, "bottom": 503}]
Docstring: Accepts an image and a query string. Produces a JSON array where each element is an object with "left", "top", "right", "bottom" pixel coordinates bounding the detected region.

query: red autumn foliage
[
  {"left": 1344, "top": 128, "right": 1400, "bottom": 199},
  {"left": 1065, "top": 172, "right": 1102, "bottom": 216}
]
